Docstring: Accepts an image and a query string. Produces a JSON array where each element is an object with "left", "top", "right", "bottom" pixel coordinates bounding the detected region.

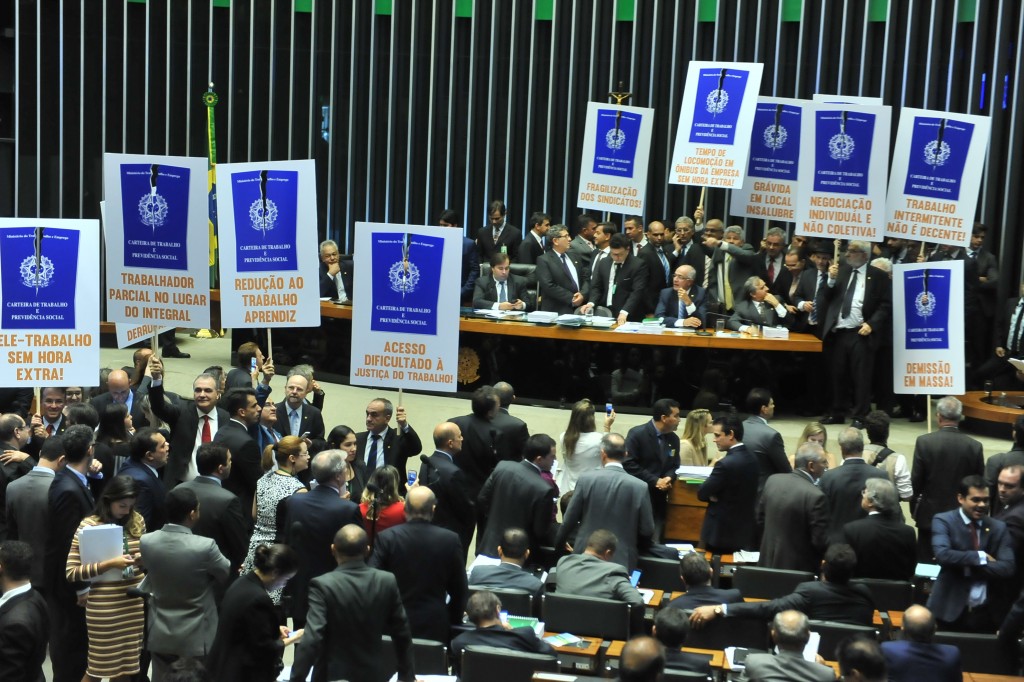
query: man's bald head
[
  {"left": 771, "top": 610, "right": 810, "bottom": 651},
  {"left": 432, "top": 421, "right": 462, "bottom": 454},
  {"left": 332, "top": 523, "right": 369, "bottom": 561},
  {"left": 619, "top": 636, "right": 665, "bottom": 682},
  {"left": 107, "top": 370, "right": 130, "bottom": 391},
  {"left": 901, "top": 605, "right": 937, "bottom": 643},
  {"left": 405, "top": 486, "right": 436, "bottom": 521}
]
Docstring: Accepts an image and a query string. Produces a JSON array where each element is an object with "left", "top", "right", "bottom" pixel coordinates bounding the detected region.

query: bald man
[
  {"left": 418, "top": 422, "right": 475, "bottom": 555},
  {"left": 619, "top": 636, "right": 665, "bottom": 682},
  {"left": 881, "top": 605, "right": 962, "bottom": 682},
  {"left": 90, "top": 368, "right": 149, "bottom": 429}
]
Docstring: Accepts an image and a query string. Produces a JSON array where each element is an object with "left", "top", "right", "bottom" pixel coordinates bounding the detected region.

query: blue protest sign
[
  {"left": 812, "top": 110, "right": 875, "bottom": 195},
  {"left": 0, "top": 227, "right": 80, "bottom": 329},
  {"left": 902, "top": 268, "right": 950, "bottom": 350},
  {"left": 369, "top": 232, "right": 445, "bottom": 336},
  {"left": 747, "top": 102, "right": 802, "bottom": 181},
  {"left": 119, "top": 163, "right": 191, "bottom": 270},
  {"left": 687, "top": 67, "right": 751, "bottom": 146},
  {"left": 903, "top": 117, "right": 974, "bottom": 202},
  {"left": 231, "top": 170, "right": 299, "bottom": 272},
  {"left": 593, "top": 109, "right": 643, "bottom": 178}
]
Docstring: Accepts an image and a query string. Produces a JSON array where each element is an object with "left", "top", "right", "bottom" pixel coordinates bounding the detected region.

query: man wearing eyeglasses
[{"left": 655, "top": 264, "right": 708, "bottom": 329}]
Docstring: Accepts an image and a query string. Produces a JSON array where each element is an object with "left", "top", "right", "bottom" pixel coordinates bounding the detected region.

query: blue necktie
[{"left": 290, "top": 409, "right": 300, "bottom": 436}]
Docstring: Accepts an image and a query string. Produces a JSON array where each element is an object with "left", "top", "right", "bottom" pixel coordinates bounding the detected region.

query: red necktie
[
  {"left": 46, "top": 424, "right": 54, "bottom": 436},
  {"left": 767, "top": 259, "right": 775, "bottom": 283},
  {"left": 201, "top": 415, "right": 212, "bottom": 443},
  {"left": 970, "top": 522, "right": 979, "bottom": 551}
]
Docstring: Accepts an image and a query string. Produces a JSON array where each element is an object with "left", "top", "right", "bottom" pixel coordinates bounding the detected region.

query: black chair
[
  {"left": 732, "top": 566, "right": 815, "bottom": 600},
  {"left": 808, "top": 620, "right": 878, "bottom": 661},
  {"left": 480, "top": 262, "right": 539, "bottom": 305},
  {"left": 638, "top": 556, "right": 686, "bottom": 593},
  {"left": 542, "top": 593, "right": 635, "bottom": 640},
  {"left": 461, "top": 645, "right": 559, "bottom": 682},
  {"left": 380, "top": 636, "right": 448, "bottom": 675},
  {"left": 933, "top": 631, "right": 1021, "bottom": 675},
  {"left": 682, "top": 610, "right": 770, "bottom": 651},
  {"left": 663, "top": 670, "right": 713, "bottom": 681},
  {"left": 468, "top": 585, "right": 535, "bottom": 618},
  {"left": 848, "top": 578, "right": 914, "bottom": 612}
]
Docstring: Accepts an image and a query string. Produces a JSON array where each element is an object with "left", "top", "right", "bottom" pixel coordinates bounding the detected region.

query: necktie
[
  {"left": 371, "top": 434, "right": 383, "bottom": 469},
  {"left": 1010, "top": 301, "right": 1024, "bottom": 353},
  {"left": 290, "top": 409, "right": 300, "bottom": 436},
  {"left": 561, "top": 254, "right": 579, "bottom": 292},
  {"left": 678, "top": 299, "right": 685, "bottom": 319},
  {"left": 498, "top": 281, "right": 507, "bottom": 303},
  {"left": 767, "top": 258, "right": 775, "bottom": 283},
  {"left": 723, "top": 255, "right": 734, "bottom": 310},
  {"left": 970, "top": 522, "right": 980, "bottom": 551},
  {"left": 841, "top": 270, "right": 859, "bottom": 319},
  {"left": 201, "top": 415, "right": 212, "bottom": 443},
  {"left": 657, "top": 249, "right": 670, "bottom": 282},
  {"left": 46, "top": 424, "right": 54, "bottom": 436},
  {"left": 607, "top": 262, "right": 620, "bottom": 306},
  {"left": 540, "top": 236, "right": 546, "bottom": 249},
  {"left": 703, "top": 256, "right": 711, "bottom": 289},
  {"left": 810, "top": 271, "right": 827, "bottom": 324},
  {"left": 756, "top": 302, "right": 767, "bottom": 325},
  {"left": 335, "top": 273, "right": 346, "bottom": 299},
  {"left": 969, "top": 250, "right": 977, "bottom": 259},
  {"left": 493, "top": 227, "right": 501, "bottom": 243}
]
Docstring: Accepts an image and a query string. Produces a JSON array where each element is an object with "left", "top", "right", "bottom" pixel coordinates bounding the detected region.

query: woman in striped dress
[{"left": 66, "top": 475, "right": 146, "bottom": 681}]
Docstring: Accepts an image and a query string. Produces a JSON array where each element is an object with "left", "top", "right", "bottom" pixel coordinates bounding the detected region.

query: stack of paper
[
  {"left": 78, "top": 524, "right": 125, "bottom": 583},
  {"left": 527, "top": 311, "right": 558, "bottom": 324},
  {"left": 555, "top": 315, "right": 586, "bottom": 327},
  {"left": 762, "top": 326, "right": 789, "bottom": 339}
]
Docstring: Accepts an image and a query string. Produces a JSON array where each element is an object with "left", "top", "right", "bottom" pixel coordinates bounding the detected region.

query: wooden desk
[
  {"left": 666, "top": 480, "right": 708, "bottom": 542},
  {"left": 605, "top": 642, "right": 723, "bottom": 668},
  {"left": 638, "top": 588, "right": 664, "bottom": 609},
  {"left": 542, "top": 632, "right": 603, "bottom": 673},
  {"left": 872, "top": 609, "right": 903, "bottom": 629}
]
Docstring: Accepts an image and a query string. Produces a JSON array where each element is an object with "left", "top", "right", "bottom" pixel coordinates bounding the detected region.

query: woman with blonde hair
[
  {"left": 556, "top": 399, "right": 615, "bottom": 493},
  {"left": 678, "top": 408, "right": 713, "bottom": 466},
  {"left": 793, "top": 421, "right": 837, "bottom": 469}
]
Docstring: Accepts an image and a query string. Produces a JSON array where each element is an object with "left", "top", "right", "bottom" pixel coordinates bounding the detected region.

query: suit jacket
[
  {"left": 705, "top": 242, "right": 760, "bottom": 311},
  {"left": 274, "top": 401, "right": 326, "bottom": 441},
  {"left": 356, "top": 425, "right": 423, "bottom": 483},
  {"left": 283, "top": 485, "right": 364, "bottom": 626},
  {"left": 794, "top": 267, "right": 829, "bottom": 336},
  {"left": 728, "top": 299, "right": 792, "bottom": 332},
  {"left": 555, "top": 465, "right": 655, "bottom": 571},
  {"left": 140, "top": 524, "right": 231, "bottom": 656},
  {"left": 449, "top": 413, "right": 503, "bottom": 495},
  {"left": 819, "top": 458, "right": 889, "bottom": 543},
  {"left": 477, "top": 224, "right": 523, "bottom": 262},
  {"left": 820, "top": 263, "right": 892, "bottom": 348},
  {"left": 212, "top": 420, "right": 264, "bottom": 514},
  {"left": 517, "top": 233, "right": 550, "bottom": 265},
  {"left": 291, "top": 560, "right": 414, "bottom": 682},
  {"left": 0, "top": 587, "right": 48, "bottom": 682},
  {"left": 473, "top": 273, "right": 534, "bottom": 311},
  {"left": 418, "top": 451, "right": 475, "bottom": 550},
  {"left": 492, "top": 408, "right": 530, "bottom": 461},
  {"left": 0, "top": 442, "right": 35, "bottom": 541},
  {"left": 911, "top": 427, "right": 985, "bottom": 531},
  {"left": 881, "top": 640, "right": 962, "bottom": 682},
  {"left": 207, "top": 571, "right": 287, "bottom": 682},
  {"left": 176, "top": 476, "right": 251, "bottom": 572},
  {"left": 368, "top": 519, "right": 468, "bottom": 643},
  {"left": 840, "top": 514, "right": 917, "bottom": 581},
  {"left": 459, "top": 236, "right": 480, "bottom": 302},
  {"left": 664, "top": 584, "right": 743, "bottom": 611},
  {"left": 451, "top": 625, "right": 554, "bottom": 673},
  {"left": 90, "top": 389, "right": 148, "bottom": 429},
  {"left": 477, "top": 460, "right": 555, "bottom": 558},
  {"left": 671, "top": 240, "right": 706, "bottom": 293},
  {"left": 568, "top": 235, "right": 597, "bottom": 268},
  {"left": 698, "top": 444, "right": 760, "bottom": 551},
  {"left": 757, "top": 471, "right": 828, "bottom": 573},
  {"left": 118, "top": 459, "right": 168, "bottom": 531},
  {"left": 536, "top": 249, "right": 590, "bottom": 314},
  {"left": 654, "top": 285, "right": 708, "bottom": 328},
  {"left": 638, "top": 243, "right": 674, "bottom": 312},
  {"left": 994, "top": 297, "right": 1024, "bottom": 354},
  {"left": 741, "top": 416, "right": 792, "bottom": 495},
  {"left": 149, "top": 381, "right": 231, "bottom": 486},
  {"left": 739, "top": 650, "right": 836, "bottom": 682},
  {"left": 589, "top": 253, "right": 650, "bottom": 320},
  {"left": 318, "top": 258, "right": 355, "bottom": 300},
  {"left": 623, "top": 421, "right": 681, "bottom": 516},
  {"left": 928, "top": 509, "right": 1015, "bottom": 622},
  {"left": 553, "top": 553, "right": 644, "bottom": 606},
  {"left": 45, "top": 467, "right": 95, "bottom": 595},
  {"left": 467, "top": 561, "right": 544, "bottom": 598},
  {"left": 5, "top": 469, "right": 54, "bottom": 587},
  {"left": 729, "top": 580, "right": 875, "bottom": 625}
]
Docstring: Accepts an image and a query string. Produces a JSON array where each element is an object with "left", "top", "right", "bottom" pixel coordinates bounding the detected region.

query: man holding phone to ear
[{"left": 274, "top": 371, "right": 325, "bottom": 441}]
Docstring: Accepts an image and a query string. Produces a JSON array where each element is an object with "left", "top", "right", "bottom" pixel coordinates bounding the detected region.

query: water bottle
[{"left": 584, "top": 305, "right": 594, "bottom": 325}]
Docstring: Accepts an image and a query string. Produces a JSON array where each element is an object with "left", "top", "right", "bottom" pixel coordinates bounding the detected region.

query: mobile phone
[
  {"left": 605, "top": 403, "right": 614, "bottom": 415},
  {"left": 733, "top": 648, "right": 749, "bottom": 665},
  {"left": 407, "top": 471, "right": 417, "bottom": 488},
  {"left": 629, "top": 570, "right": 641, "bottom": 587},
  {"left": 250, "top": 358, "right": 258, "bottom": 373},
  {"left": 300, "top": 431, "right": 310, "bottom": 439}
]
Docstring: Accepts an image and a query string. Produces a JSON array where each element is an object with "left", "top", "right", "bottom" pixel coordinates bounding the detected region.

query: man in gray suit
[
  {"left": 140, "top": 487, "right": 231, "bottom": 680},
  {"left": 468, "top": 527, "right": 544, "bottom": 598},
  {"left": 757, "top": 443, "right": 829, "bottom": 573},
  {"left": 743, "top": 388, "right": 793, "bottom": 498},
  {"left": 554, "top": 529, "right": 644, "bottom": 607},
  {"left": 739, "top": 610, "right": 835, "bottom": 682},
  {"left": 5, "top": 436, "right": 63, "bottom": 589},
  {"left": 556, "top": 433, "right": 656, "bottom": 571}
]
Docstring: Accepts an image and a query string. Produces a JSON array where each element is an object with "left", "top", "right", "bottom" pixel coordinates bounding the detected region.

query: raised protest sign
[
  {"left": 0, "top": 219, "right": 100, "bottom": 386},
  {"left": 892, "top": 261, "right": 964, "bottom": 395},
  {"left": 730, "top": 97, "right": 807, "bottom": 221},
  {"left": 102, "top": 154, "right": 211, "bottom": 329},
  {"left": 669, "top": 61, "right": 763, "bottom": 189},
  {"left": 350, "top": 223, "right": 461, "bottom": 393},
  {"left": 885, "top": 108, "right": 991, "bottom": 248},
  {"left": 215, "top": 159, "right": 320, "bottom": 328},
  {"left": 577, "top": 102, "right": 655, "bottom": 213},
  {"left": 795, "top": 102, "right": 891, "bottom": 241}
]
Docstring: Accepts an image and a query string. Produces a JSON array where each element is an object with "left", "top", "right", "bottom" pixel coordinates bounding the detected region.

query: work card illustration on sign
[{"left": 119, "top": 163, "right": 191, "bottom": 270}]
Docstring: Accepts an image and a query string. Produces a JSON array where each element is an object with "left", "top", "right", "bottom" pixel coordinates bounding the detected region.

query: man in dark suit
[
  {"left": 664, "top": 552, "right": 742, "bottom": 611},
  {"left": 792, "top": 241, "right": 833, "bottom": 338},
  {"left": 492, "top": 382, "right": 530, "bottom": 460},
  {"left": 984, "top": 416, "right": 1024, "bottom": 488},
  {"left": 450, "top": 590, "right": 554, "bottom": 672},
  {"left": 757, "top": 226, "right": 789, "bottom": 291},
  {"left": 0, "top": 413, "right": 36, "bottom": 541},
  {"left": 624, "top": 398, "right": 682, "bottom": 542},
  {"left": 176, "top": 443, "right": 251, "bottom": 575},
  {"left": 368, "top": 487, "right": 468, "bottom": 644},
  {"left": 22, "top": 386, "right": 67, "bottom": 459},
  {"left": 439, "top": 209, "right": 480, "bottom": 305},
  {"left": 118, "top": 427, "right": 170, "bottom": 531},
  {"left": 356, "top": 397, "right": 422, "bottom": 481},
  {"left": 274, "top": 373, "right": 325, "bottom": 441},
  {"left": 418, "top": 422, "right": 476, "bottom": 554},
  {"left": 467, "top": 527, "right": 544, "bottom": 597},
  {"left": 741, "top": 388, "right": 793, "bottom": 497},
  {"left": 994, "top": 463, "right": 1024, "bottom": 605},
  {"left": 928, "top": 475, "right": 1015, "bottom": 632},
  {"left": 841, "top": 478, "right": 917, "bottom": 581},
  {"left": 741, "top": 610, "right": 837, "bottom": 682},
  {"left": 212, "top": 388, "right": 264, "bottom": 514},
  {"left": 974, "top": 285, "right": 1024, "bottom": 390},
  {"left": 5, "top": 436, "right": 63, "bottom": 589},
  {"left": 536, "top": 225, "right": 589, "bottom": 315},
  {"left": 318, "top": 239, "right": 355, "bottom": 301},
  {"left": 586, "top": 232, "right": 650, "bottom": 324},
  {"left": 90, "top": 368, "right": 148, "bottom": 429},
  {"left": 818, "top": 240, "right": 892, "bottom": 425},
  {"left": 819, "top": 428, "right": 888, "bottom": 544},
  {"left": 727, "top": 276, "right": 794, "bottom": 332},
  {"left": 556, "top": 433, "right": 656, "bottom": 571},
  {"left": 698, "top": 415, "right": 760, "bottom": 553},
  {"left": 473, "top": 252, "right": 532, "bottom": 311},
  {"left": 690, "top": 544, "right": 875, "bottom": 626},
  {"left": 148, "top": 357, "right": 231, "bottom": 486},
  {"left": 758, "top": 443, "right": 829, "bottom": 573},
  {"left": 284, "top": 449, "right": 363, "bottom": 628},
  {"left": 655, "top": 264, "right": 708, "bottom": 329},
  {"left": 911, "top": 396, "right": 985, "bottom": 560},
  {"left": 477, "top": 434, "right": 557, "bottom": 559},
  {"left": 45, "top": 425, "right": 96, "bottom": 682},
  {"left": 882, "top": 605, "right": 962, "bottom": 682},
  {"left": 588, "top": 221, "right": 617, "bottom": 281},
  {"left": 0, "top": 540, "right": 48, "bottom": 682},
  {"left": 638, "top": 221, "right": 675, "bottom": 314},
  {"left": 449, "top": 387, "right": 504, "bottom": 504},
  {"left": 476, "top": 200, "right": 522, "bottom": 262},
  {"left": 553, "top": 529, "right": 644, "bottom": 606},
  {"left": 292, "top": 524, "right": 416, "bottom": 682},
  {"left": 516, "top": 212, "right": 552, "bottom": 265},
  {"left": 702, "top": 225, "right": 760, "bottom": 312},
  {"left": 567, "top": 214, "right": 597, "bottom": 268},
  {"left": 965, "top": 225, "right": 1000, "bottom": 367},
  {"left": 670, "top": 216, "right": 706, "bottom": 293}
]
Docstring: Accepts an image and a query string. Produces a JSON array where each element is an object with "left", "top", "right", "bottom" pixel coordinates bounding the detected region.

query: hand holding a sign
[
  {"left": 694, "top": 207, "right": 704, "bottom": 227},
  {"left": 149, "top": 354, "right": 164, "bottom": 381},
  {"left": 261, "top": 359, "right": 275, "bottom": 387},
  {"left": 828, "top": 262, "right": 840, "bottom": 280},
  {"left": 30, "top": 414, "right": 47, "bottom": 442},
  {"left": 396, "top": 405, "right": 409, "bottom": 430}
]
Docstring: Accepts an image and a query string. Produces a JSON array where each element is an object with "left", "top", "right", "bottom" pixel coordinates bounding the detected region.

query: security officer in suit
[
  {"left": 623, "top": 398, "right": 682, "bottom": 542},
  {"left": 585, "top": 233, "right": 650, "bottom": 324},
  {"left": 476, "top": 200, "right": 522, "bottom": 262}
]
